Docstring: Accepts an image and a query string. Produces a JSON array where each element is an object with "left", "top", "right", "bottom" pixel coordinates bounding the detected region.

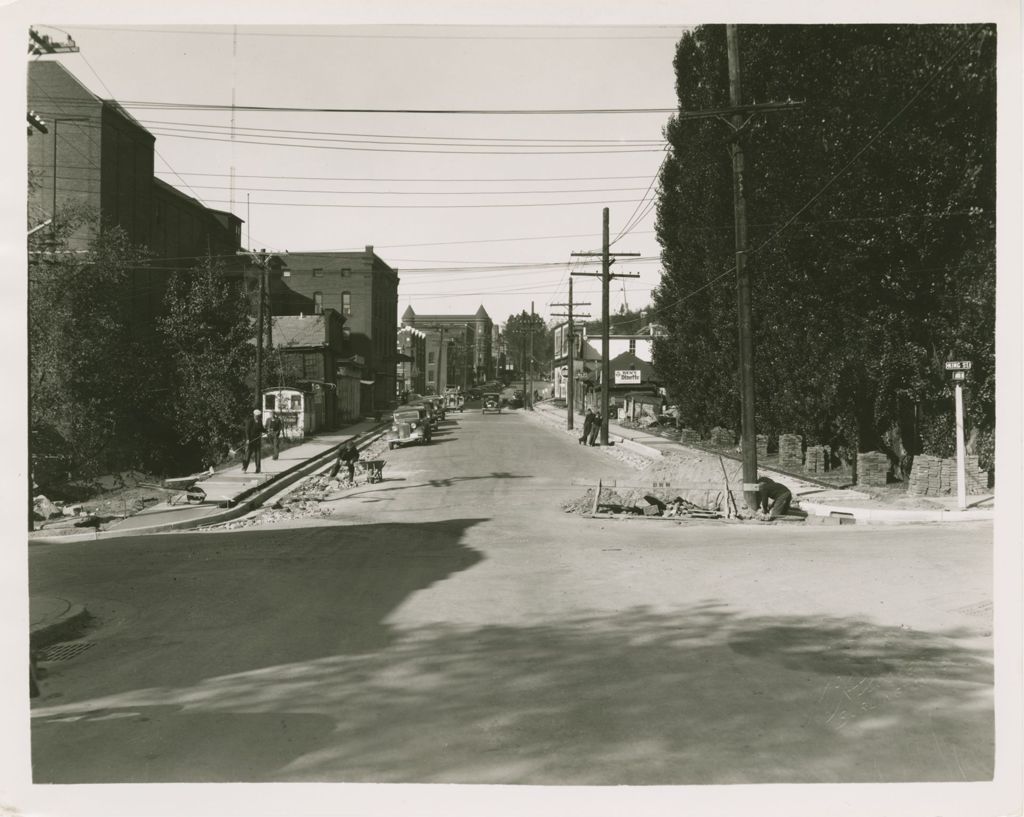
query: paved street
[{"left": 30, "top": 409, "right": 993, "bottom": 784}]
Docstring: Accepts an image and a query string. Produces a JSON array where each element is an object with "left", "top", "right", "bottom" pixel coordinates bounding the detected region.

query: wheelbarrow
[{"left": 356, "top": 459, "right": 386, "bottom": 484}]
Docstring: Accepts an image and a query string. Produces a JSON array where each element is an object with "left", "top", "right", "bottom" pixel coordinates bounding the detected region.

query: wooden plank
[{"left": 590, "top": 479, "right": 603, "bottom": 515}]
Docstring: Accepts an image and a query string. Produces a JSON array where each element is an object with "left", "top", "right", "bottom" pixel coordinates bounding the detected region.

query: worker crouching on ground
[
  {"left": 330, "top": 440, "right": 360, "bottom": 483},
  {"left": 756, "top": 475, "right": 793, "bottom": 520}
]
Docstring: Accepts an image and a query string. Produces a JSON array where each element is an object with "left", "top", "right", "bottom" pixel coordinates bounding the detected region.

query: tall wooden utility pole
[
  {"left": 572, "top": 208, "right": 639, "bottom": 445},
  {"left": 238, "top": 249, "right": 271, "bottom": 410},
  {"left": 551, "top": 277, "right": 591, "bottom": 430},
  {"left": 726, "top": 25, "right": 759, "bottom": 512}
]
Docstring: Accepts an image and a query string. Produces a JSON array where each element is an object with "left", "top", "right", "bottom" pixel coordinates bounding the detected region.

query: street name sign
[{"left": 944, "top": 360, "right": 972, "bottom": 370}]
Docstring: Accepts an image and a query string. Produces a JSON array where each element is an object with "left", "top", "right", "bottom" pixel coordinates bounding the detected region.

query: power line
[
  {"left": 154, "top": 170, "right": 660, "bottom": 183},
  {"left": 119, "top": 99, "right": 679, "bottom": 116},
  {"left": 185, "top": 196, "right": 655, "bottom": 210},
  {"left": 68, "top": 24, "right": 684, "bottom": 41},
  {"left": 145, "top": 128, "right": 668, "bottom": 155},
  {"left": 134, "top": 118, "right": 665, "bottom": 145}
]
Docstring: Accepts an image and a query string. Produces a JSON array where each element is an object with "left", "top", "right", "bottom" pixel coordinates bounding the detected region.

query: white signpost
[{"left": 944, "top": 361, "right": 972, "bottom": 510}]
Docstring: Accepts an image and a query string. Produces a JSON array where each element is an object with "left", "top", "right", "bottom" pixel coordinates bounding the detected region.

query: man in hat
[
  {"left": 579, "top": 408, "right": 595, "bottom": 445},
  {"left": 242, "top": 409, "right": 265, "bottom": 473},
  {"left": 756, "top": 475, "right": 793, "bottom": 519}
]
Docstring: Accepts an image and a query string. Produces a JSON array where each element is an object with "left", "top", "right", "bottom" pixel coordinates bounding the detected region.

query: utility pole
[
  {"left": 572, "top": 208, "right": 639, "bottom": 445},
  {"left": 726, "top": 24, "right": 759, "bottom": 512},
  {"left": 238, "top": 249, "right": 270, "bottom": 410},
  {"left": 551, "top": 277, "right": 591, "bottom": 430},
  {"left": 653, "top": 26, "right": 801, "bottom": 509},
  {"left": 528, "top": 301, "right": 535, "bottom": 410}
]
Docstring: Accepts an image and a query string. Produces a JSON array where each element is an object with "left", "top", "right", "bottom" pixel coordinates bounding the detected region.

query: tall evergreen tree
[{"left": 653, "top": 24, "right": 995, "bottom": 466}]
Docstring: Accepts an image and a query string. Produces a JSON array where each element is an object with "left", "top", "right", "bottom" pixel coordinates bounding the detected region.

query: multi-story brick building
[
  {"left": 27, "top": 60, "right": 243, "bottom": 332},
  {"left": 401, "top": 305, "right": 494, "bottom": 389},
  {"left": 269, "top": 249, "right": 400, "bottom": 414}
]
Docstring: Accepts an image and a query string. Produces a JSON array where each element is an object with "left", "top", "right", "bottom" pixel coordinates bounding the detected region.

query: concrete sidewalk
[
  {"left": 28, "top": 418, "right": 386, "bottom": 545},
  {"left": 530, "top": 402, "right": 994, "bottom": 525}
]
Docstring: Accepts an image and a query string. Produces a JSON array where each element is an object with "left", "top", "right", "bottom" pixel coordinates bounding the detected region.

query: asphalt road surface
[{"left": 29, "top": 408, "right": 994, "bottom": 784}]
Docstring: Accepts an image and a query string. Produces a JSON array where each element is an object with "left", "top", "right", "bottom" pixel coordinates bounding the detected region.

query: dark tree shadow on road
[{"left": 32, "top": 600, "right": 993, "bottom": 785}]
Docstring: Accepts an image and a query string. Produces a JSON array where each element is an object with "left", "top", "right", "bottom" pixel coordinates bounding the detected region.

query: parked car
[
  {"left": 482, "top": 393, "right": 502, "bottom": 414},
  {"left": 444, "top": 391, "right": 465, "bottom": 412},
  {"left": 408, "top": 397, "right": 441, "bottom": 426},
  {"left": 384, "top": 406, "right": 432, "bottom": 449}
]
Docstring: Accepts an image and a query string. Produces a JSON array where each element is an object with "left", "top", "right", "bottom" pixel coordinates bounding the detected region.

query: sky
[{"left": 25, "top": 19, "right": 684, "bottom": 326}]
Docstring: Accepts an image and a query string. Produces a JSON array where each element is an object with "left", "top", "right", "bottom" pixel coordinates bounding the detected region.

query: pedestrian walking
[
  {"left": 267, "top": 411, "right": 284, "bottom": 460},
  {"left": 756, "top": 475, "right": 793, "bottom": 519},
  {"left": 579, "top": 408, "right": 595, "bottom": 445},
  {"left": 330, "top": 440, "right": 360, "bottom": 483},
  {"left": 588, "top": 411, "right": 602, "bottom": 446},
  {"left": 242, "top": 409, "right": 264, "bottom": 473}
]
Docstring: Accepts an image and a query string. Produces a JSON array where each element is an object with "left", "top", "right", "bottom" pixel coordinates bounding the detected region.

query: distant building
[
  {"left": 269, "top": 249, "right": 400, "bottom": 414},
  {"left": 552, "top": 322, "right": 666, "bottom": 413},
  {"left": 401, "top": 305, "right": 494, "bottom": 389},
  {"left": 271, "top": 309, "right": 352, "bottom": 429},
  {"left": 396, "top": 325, "right": 427, "bottom": 398}
]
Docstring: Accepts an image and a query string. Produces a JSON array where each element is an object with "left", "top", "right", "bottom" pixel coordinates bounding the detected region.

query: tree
[
  {"left": 504, "top": 311, "right": 549, "bottom": 380},
  {"left": 157, "top": 257, "right": 256, "bottom": 469},
  {"left": 653, "top": 24, "right": 996, "bottom": 466},
  {"left": 29, "top": 208, "right": 160, "bottom": 482}
]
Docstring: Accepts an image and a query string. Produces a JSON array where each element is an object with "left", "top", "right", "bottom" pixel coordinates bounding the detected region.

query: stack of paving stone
[
  {"left": 909, "top": 453, "right": 990, "bottom": 496},
  {"left": 856, "top": 451, "right": 890, "bottom": 487},
  {"left": 678, "top": 428, "right": 702, "bottom": 446},
  {"left": 756, "top": 434, "right": 768, "bottom": 460},
  {"left": 709, "top": 426, "right": 735, "bottom": 447},
  {"left": 778, "top": 434, "right": 803, "bottom": 468},
  {"left": 805, "top": 445, "right": 826, "bottom": 473}
]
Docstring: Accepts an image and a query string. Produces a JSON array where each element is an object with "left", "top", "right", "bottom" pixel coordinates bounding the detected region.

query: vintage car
[
  {"left": 482, "top": 392, "right": 502, "bottom": 414},
  {"left": 384, "top": 406, "right": 432, "bottom": 449},
  {"left": 444, "top": 391, "right": 465, "bottom": 412}
]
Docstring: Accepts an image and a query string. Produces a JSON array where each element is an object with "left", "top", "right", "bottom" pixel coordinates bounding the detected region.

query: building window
[
  {"left": 302, "top": 353, "right": 319, "bottom": 379},
  {"left": 342, "top": 291, "right": 351, "bottom": 315},
  {"left": 628, "top": 338, "right": 636, "bottom": 355},
  {"left": 312, "top": 267, "right": 324, "bottom": 277},
  {"left": 313, "top": 292, "right": 323, "bottom": 314},
  {"left": 428, "top": 351, "right": 435, "bottom": 365}
]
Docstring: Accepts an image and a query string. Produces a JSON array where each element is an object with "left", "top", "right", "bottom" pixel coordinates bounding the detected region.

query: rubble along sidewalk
[
  {"left": 28, "top": 419, "right": 385, "bottom": 544},
  {"left": 530, "top": 402, "right": 994, "bottom": 525}
]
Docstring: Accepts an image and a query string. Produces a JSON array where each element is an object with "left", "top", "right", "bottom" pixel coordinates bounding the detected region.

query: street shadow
[
  {"left": 29, "top": 520, "right": 485, "bottom": 696},
  {"left": 31, "top": 602, "right": 993, "bottom": 785}
]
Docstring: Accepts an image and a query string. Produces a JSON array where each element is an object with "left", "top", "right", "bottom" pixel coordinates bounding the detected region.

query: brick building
[
  {"left": 271, "top": 310, "right": 355, "bottom": 429},
  {"left": 401, "top": 305, "right": 494, "bottom": 390},
  {"left": 269, "top": 249, "right": 400, "bottom": 414},
  {"left": 396, "top": 325, "right": 427, "bottom": 398},
  {"left": 27, "top": 60, "right": 243, "bottom": 331}
]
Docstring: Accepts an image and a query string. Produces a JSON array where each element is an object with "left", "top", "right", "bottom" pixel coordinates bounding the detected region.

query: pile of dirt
[
  {"left": 562, "top": 488, "right": 633, "bottom": 514},
  {"left": 618, "top": 452, "right": 741, "bottom": 512}
]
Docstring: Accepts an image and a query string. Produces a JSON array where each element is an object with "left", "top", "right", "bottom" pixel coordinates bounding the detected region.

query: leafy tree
[
  {"left": 29, "top": 208, "right": 160, "bottom": 482},
  {"left": 504, "top": 311, "right": 550, "bottom": 378},
  {"left": 653, "top": 24, "right": 995, "bottom": 466},
  {"left": 157, "top": 257, "right": 256, "bottom": 468}
]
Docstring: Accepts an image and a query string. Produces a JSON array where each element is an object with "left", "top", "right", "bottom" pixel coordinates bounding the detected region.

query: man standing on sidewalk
[
  {"left": 588, "top": 410, "right": 602, "bottom": 446},
  {"left": 267, "top": 411, "right": 284, "bottom": 460},
  {"left": 242, "top": 409, "right": 265, "bottom": 473}
]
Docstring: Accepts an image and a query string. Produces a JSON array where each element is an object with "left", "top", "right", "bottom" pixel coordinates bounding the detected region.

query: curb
[
  {"left": 28, "top": 426, "right": 386, "bottom": 543},
  {"left": 30, "top": 604, "right": 90, "bottom": 648},
  {"left": 799, "top": 501, "right": 994, "bottom": 525}
]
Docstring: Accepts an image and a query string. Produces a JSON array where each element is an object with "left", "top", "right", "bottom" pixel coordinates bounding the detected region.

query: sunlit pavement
[{"left": 30, "top": 409, "right": 993, "bottom": 784}]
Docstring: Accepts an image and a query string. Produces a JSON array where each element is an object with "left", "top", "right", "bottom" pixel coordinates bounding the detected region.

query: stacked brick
[
  {"left": 756, "top": 434, "right": 768, "bottom": 460},
  {"left": 778, "top": 434, "right": 803, "bottom": 469},
  {"left": 678, "top": 428, "right": 702, "bottom": 446},
  {"left": 908, "top": 454, "right": 990, "bottom": 496},
  {"left": 709, "top": 427, "right": 735, "bottom": 447},
  {"left": 856, "top": 452, "right": 890, "bottom": 487},
  {"left": 805, "top": 445, "right": 826, "bottom": 473}
]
